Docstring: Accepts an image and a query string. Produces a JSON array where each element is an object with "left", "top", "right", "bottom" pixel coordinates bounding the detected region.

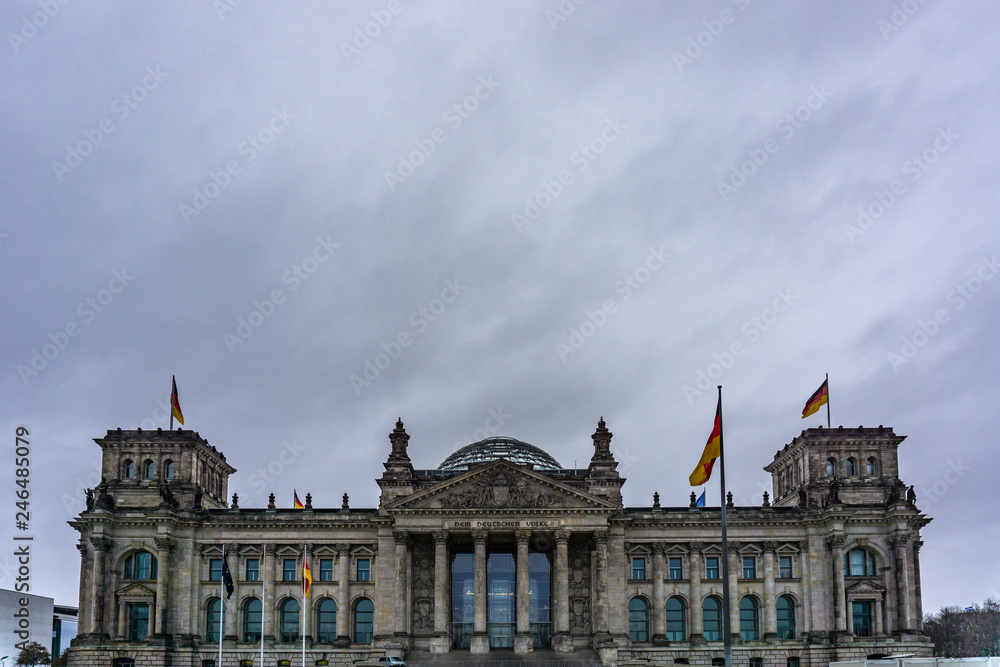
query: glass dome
[{"left": 437, "top": 436, "right": 562, "bottom": 472}]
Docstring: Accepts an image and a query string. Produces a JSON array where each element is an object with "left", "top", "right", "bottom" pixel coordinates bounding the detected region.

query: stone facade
[{"left": 67, "top": 420, "right": 932, "bottom": 667}]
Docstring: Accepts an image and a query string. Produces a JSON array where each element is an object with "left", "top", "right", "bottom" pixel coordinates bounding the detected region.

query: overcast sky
[{"left": 2, "top": 1, "right": 998, "bottom": 618}]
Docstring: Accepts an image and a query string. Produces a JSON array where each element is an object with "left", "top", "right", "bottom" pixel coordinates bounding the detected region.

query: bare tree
[{"left": 926, "top": 597, "right": 1000, "bottom": 657}]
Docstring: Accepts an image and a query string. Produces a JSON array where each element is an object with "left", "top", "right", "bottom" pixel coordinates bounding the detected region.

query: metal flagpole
[
  {"left": 169, "top": 377, "right": 174, "bottom": 430},
  {"left": 260, "top": 544, "right": 265, "bottom": 667},
  {"left": 716, "top": 386, "right": 733, "bottom": 667},
  {"left": 301, "top": 545, "right": 307, "bottom": 667},
  {"left": 219, "top": 545, "right": 224, "bottom": 667},
  {"left": 826, "top": 373, "right": 831, "bottom": 428}
]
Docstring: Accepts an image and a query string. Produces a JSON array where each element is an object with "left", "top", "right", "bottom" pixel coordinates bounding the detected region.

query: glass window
[
  {"left": 779, "top": 555, "right": 793, "bottom": 579},
  {"left": 705, "top": 556, "right": 719, "bottom": 580},
  {"left": 628, "top": 597, "right": 648, "bottom": 642},
  {"left": 669, "top": 557, "right": 683, "bottom": 580},
  {"left": 245, "top": 558, "right": 259, "bottom": 582},
  {"left": 320, "top": 558, "right": 333, "bottom": 582},
  {"left": 451, "top": 551, "right": 474, "bottom": 648},
  {"left": 666, "top": 597, "right": 685, "bottom": 641},
  {"left": 847, "top": 458, "right": 857, "bottom": 476},
  {"left": 206, "top": 598, "right": 222, "bottom": 642},
  {"left": 739, "top": 596, "right": 759, "bottom": 640},
  {"left": 125, "top": 552, "right": 157, "bottom": 580},
  {"left": 703, "top": 597, "right": 722, "bottom": 641},
  {"left": 354, "top": 598, "right": 374, "bottom": 643},
  {"left": 202, "top": 662, "right": 215, "bottom": 667},
  {"left": 283, "top": 558, "right": 296, "bottom": 581},
  {"left": 113, "top": 660, "right": 135, "bottom": 667},
  {"left": 844, "top": 549, "right": 877, "bottom": 576},
  {"left": 243, "top": 598, "right": 261, "bottom": 642},
  {"left": 357, "top": 558, "right": 370, "bottom": 581},
  {"left": 750, "top": 659, "right": 763, "bottom": 667},
  {"left": 826, "top": 458, "right": 836, "bottom": 476},
  {"left": 853, "top": 600, "right": 872, "bottom": 637},
  {"left": 632, "top": 557, "right": 646, "bottom": 580},
  {"left": 143, "top": 460, "right": 155, "bottom": 478},
  {"left": 529, "top": 551, "right": 551, "bottom": 648},
  {"left": 123, "top": 459, "right": 134, "bottom": 479},
  {"left": 788, "top": 658, "right": 801, "bottom": 667},
  {"left": 130, "top": 603, "right": 149, "bottom": 641},
  {"left": 280, "top": 599, "right": 299, "bottom": 642},
  {"left": 743, "top": 556, "right": 757, "bottom": 579},
  {"left": 164, "top": 460, "right": 175, "bottom": 478},
  {"left": 317, "top": 599, "right": 337, "bottom": 642},
  {"left": 777, "top": 595, "right": 796, "bottom": 639},
  {"left": 209, "top": 558, "right": 222, "bottom": 581},
  {"left": 712, "top": 660, "right": 725, "bottom": 667},
  {"left": 866, "top": 457, "right": 876, "bottom": 475}
]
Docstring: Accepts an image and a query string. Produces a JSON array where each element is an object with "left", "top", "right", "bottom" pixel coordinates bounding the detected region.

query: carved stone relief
[
  {"left": 568, "top": 540, "right": 592, "bottom": 634},
  {"left": 411, "top": 541, "right": 435, "bottom": 635}
]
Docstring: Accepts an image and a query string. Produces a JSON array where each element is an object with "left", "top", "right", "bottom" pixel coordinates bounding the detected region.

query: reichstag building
[{"left": 67, "top": 418, "right": 932, "bottom": 666}]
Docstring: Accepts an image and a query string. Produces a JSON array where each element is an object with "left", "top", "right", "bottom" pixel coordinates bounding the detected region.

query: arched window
[
  {"left": 123, "top": 459, "right": 134, "bottom": 479},
  {"left": 206, "top": 598, "right": 222, "bottom": 642},
  {"left": 825, "top": 458, "right": 836, "bottom": 477},
  {"left": 866, "top": 457, "right": 876, "bottom": 476},
  {"left": 164, "top": 460, "right": 175, "bottom": 478},
  {"left": 846, "top": 458, "right": 857, "bottom": 476},
  {"left": 666, "top": 596, "right": 686, "bottom": 641},
  {"left": 317, "top": 599, "right": 337, "bottom": 642},
  {"left": 280, "top": 599, "right": 300, "bottom": 642},
  {"left": 844, "top": 548, "right": 878, "bottom": 576},
  {"left": 776, "top": 595, "right": 796, "bottom": 639},
  {"left": 354, "top": 598, "right": 374, "bottom": 644},
  {"left": 739, "top": 596, "right": 759, "bottom": 640},
  {"left": 143, "top": 460, "right": 155, "bottom": 478},
  {"left": 243, "top": 598, "right": 262, "bottom": 642},
  {"left": 628, "top": 597, "right": 649, "bottom": 642},
  {"left": 124, "top": 551, "right": 158, "bottom": 580},
  {"left": 703, "top": 596, "right": 722, "bottom": 641}
]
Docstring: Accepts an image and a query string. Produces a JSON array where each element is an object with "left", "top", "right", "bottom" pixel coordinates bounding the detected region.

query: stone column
[
  {"left": 154, "top": 536, "right": 175, "bottom": 636},
  {"left": 828, "top": 536, "right": 847, "bottom": 633},
  {"left": 689, "top": 542, "right": 704, "bottom": 642},
  {"left": 553, "top": 530, "right": 572, "bottom": 652},
  {"left": 430, "top": 531, "right": 450, "bottom": 653},
  {"left": 727, "top": 544, "right": 740, "bottom": 641},
  {"left": 335, "top": 544, "right": 350, "bottom": 643},
  {"left": 875, "top": 595, "right": 884, "bottom": 636},
  {"left": 846, "top": 594, "right": 854, "bottom": 634},
  {"left": 594, "top": 530, "right": 610, "bottom": 637},
  {"left": 470, "top": 530, "right": 489, "bottom": 654},
  {"left": 90, "top": 536, "right": 111, "bottom": 637},
  {"left": 117, "top": 599, "right": 128, "bottom": 640},
  {"left": 894, "top": 535, "right": 913, "bottom": 631},
  {"left": 224, "top": 544, "right": 239, "bottom": 641},
  {"left": 798, "top": 544, "right": 811, "bottom": 635},
  {"left": 514, "top": 531, "right": 533, "bottom": 654},
  {"left": 763, "top": 542, "right": 777, "bottom": 640},
  {"left": 913, "top": 540, "right": 924, "bottom": 631},
  {"left": 393, "top": 531, "right": 410, "bottom": 638},
  {"left": 651, "top": 543, "right": 666, "bottom": 643},
  {"left": 76, "top": 543, "right": 90, "bottom": 635},
  {"left": 262, "top": 545, "right": 276, "bottom": 641}
]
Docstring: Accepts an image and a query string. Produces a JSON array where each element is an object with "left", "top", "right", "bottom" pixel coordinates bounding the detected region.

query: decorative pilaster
[
  {"left": 688, "top": 542, "right": 704, "bottom": 643},
  {"left": 470, "top": 530, "right": 489, "bottom": 654},
  {"left": 335, "top": 544, "right": 350, "bottom": 644},
  {"left": 652, "top": 543, "right": 667, "bottom": 644},
  {"left": 394, "top": 531, "right": 410, "bottom": 638},
  {"left": 89, "top": 536, "right": 111, "bottom": 637},
  {"left": 224, "top": 543, "right": 239, "bottom": 640},
  {"left": 263, "top": 544, "right": 277, "bottom": 642},
  {"left": 514, "top": 531, "right": 533, "bottom": 654},
  {"left": 430, "top": 531, "right": 450, "bottom": 653},
  {"left": 827, "top": 535, "right": 847, "bottom": 633},
  {"left": 762, "top": 542, "right": 777, "bottom": 640},
  {"left": 594, "top": 530, "right": 610, "bottom": 638},
  {"left": 552, "top": 529, "right": 572, "bottom": 652},
  {"left": 154, "top": 536, "right": 175, "bottom": 636},
  {"left": 727, "top": 542, "right": 741, "bottom": 640},
  {"left": 893, "top": 534, "right": 913, "bottom": 631}
]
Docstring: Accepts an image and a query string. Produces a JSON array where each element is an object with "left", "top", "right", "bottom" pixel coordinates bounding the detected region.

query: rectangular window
[
  {"left": 787, "top": 659, "right": 800, "bottom": 667},
  {"left": 742, "top": 556, "right": 757, "bottom": 579},
  {"left": 320, "top": 558, "right": 333, "bottom": 582},
  {"left": 129, "top": 603, "right": 149, "bottom": 641},
  {"left": 357, "top": 558, "right": 370, "bottom": 581},
  {"left": 208, "top": 558, "right": 222, "bottom": 581},
  {"left": 750, "top": 659, "right": 763, "bottom": 667},
  {"left": 631, "top": 557, "right": 646, "bottom": 580},
  {"left": 202, "top": 661, "right": 216, "bottom": 667},
  {"left": 669, "top": 557, "right": 683, "bottom": 580},
  {"left": 779, "top": 555, "right": 793, "bottom": 579},
  {"left": 245, "top": 558, "right": 259, "bottom": 582},
  {"left": 283, "top": 558, "right": 296, "bottom": 581},
  {"left": 706, "top": 556, "right": 720, "bottom": 580},
  {"left": 852, "top": 600, "right": 873, "bottom": 637}
]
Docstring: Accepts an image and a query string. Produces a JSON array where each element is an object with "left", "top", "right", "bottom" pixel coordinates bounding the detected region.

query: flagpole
[
  {"left": 301, "top": 544, "right": 307, "bottom": 667},
  {"left": 260, "top": 544, "right": 266, "bottom": 667},
  {"left": 169, "top": 376, "right": 174, "bottom": 430},
  {"left": 219, "top": 544, "right": 224, "bottom": 667},
  {"left": 825, "top": 373, "right": 831, "bottom": 428},
  {"left": 716, "top": 386, "right": 733, "bottom": 667}
]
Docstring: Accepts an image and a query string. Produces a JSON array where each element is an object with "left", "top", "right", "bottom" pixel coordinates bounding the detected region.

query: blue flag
[
  {"left": 696, "top": 490, "right": 706, "bottom": 507},
  {"left": 222, "top": 554, "right": 235, "bottom": 599}
]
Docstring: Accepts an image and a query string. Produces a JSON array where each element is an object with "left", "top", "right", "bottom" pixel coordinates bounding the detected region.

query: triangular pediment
[
  {"left": 846, "top": 579, "right": 886, "bottom": 596},
  {"left": 116, "top": 582, "right": 155, "bottom": 599},
  {"left": 388, "top": 460, "right": 616, "bottom": 511}
]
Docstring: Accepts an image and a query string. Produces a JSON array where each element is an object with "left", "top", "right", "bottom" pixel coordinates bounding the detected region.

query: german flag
[
  {"left": 802, "top": 379, "right": 829, "bottom": 419},
  {"left": 689, "top": 395, "right": 722, "bottom": 486},
  {"left": 170, "top": 375, "right": 184, "bottom": 425},
  {"left": 302, "top": 554, "right": 312, "bottom": 598},
  {"left": 293, "top": 490, "right": 305, "bottom": 509}
]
